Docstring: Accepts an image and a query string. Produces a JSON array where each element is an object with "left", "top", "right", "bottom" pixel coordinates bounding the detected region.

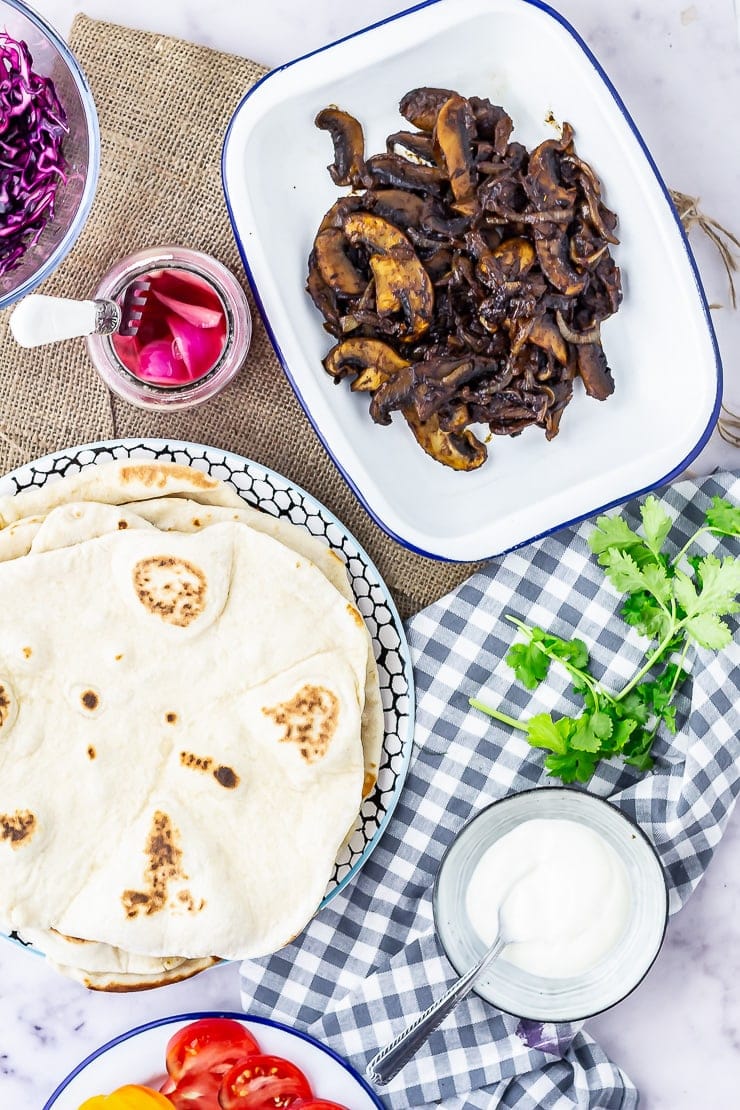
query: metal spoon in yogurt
[{"left": 365, "top": 891, "right": 518, "bottom": 1087}]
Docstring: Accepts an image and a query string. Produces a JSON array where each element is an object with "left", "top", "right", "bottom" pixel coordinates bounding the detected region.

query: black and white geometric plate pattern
[{"left": 0, "top": 438, "right": 415, "bottom": 954}]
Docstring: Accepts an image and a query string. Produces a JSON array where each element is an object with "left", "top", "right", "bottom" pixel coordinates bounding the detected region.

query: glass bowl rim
[{"left": 0, "top": 0, "right": 101, "bottom": 309}]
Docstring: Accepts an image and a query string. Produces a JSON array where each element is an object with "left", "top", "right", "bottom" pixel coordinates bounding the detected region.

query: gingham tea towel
[{"left": 240, "top": 471, "right": 740, "bottom": 1108}]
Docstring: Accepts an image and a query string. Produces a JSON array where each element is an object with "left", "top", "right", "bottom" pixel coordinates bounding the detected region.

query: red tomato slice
[
  {"left": 218, "top": 1055, "right": 313, "bottom": 1110},
  {"left": 291, "top": 1102, "right": 351, "bottom": 1109},
  {"left": 166, "top": 1067, "right": 222, "bottom": 1107},
  {"left": 165, "top": 1018, "right": 261, "bottom": 1083}
]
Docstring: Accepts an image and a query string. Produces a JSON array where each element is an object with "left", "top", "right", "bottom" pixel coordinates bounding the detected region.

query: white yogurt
[{"left": 465, "top": 818, "right": 632, "bottom": 979}]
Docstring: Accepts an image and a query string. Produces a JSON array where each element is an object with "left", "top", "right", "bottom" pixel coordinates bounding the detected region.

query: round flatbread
[{"left": 0, "top": 505, "right": 370, "bottom": 969}]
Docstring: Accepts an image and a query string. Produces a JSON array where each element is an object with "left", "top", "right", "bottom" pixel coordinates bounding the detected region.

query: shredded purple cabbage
[{"left": 0, "top": 31, "right": 67, "bottom": 277}]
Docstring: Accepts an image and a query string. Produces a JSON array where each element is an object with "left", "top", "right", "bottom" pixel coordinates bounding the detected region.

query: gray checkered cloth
[{"left": 239, "top": 471, "right": 740, "bottom": 1108}]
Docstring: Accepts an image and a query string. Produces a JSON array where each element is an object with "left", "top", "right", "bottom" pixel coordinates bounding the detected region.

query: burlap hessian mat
[{"left": 0, "top": 14, "right": 481, "bottom": 618}]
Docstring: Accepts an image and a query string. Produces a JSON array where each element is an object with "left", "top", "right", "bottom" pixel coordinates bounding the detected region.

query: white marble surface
[{"left": 0, "top": 1, "right": 739, "bottom": 1107}]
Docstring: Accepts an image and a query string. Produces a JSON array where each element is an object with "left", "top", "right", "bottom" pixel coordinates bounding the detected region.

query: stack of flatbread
[{"left": 0, "top": 460, "right": 383, "bottom": 990}]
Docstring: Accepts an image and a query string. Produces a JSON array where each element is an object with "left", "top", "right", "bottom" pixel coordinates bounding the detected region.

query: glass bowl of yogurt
[{"left": 433, "top": 788, "right": 669, "bottom": 1022}]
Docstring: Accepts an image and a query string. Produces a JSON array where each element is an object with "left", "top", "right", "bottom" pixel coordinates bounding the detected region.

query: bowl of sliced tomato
[{"left": 43, "top": 1014, "right": 385, "bottom": 1110}]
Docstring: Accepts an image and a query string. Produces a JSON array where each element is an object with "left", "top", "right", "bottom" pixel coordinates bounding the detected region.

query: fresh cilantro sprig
[{"left": 469, "top": 495, "right": 740, "bottom": 783}]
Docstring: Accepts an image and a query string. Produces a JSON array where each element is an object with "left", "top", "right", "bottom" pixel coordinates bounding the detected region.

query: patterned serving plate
[{"left": 1, "top": 437, "right": 415, "bottom": 956}]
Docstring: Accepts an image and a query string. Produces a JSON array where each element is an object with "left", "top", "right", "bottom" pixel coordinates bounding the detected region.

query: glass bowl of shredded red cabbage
[{"left": 0, "top": 0, "right": 99, "bottom": 307}]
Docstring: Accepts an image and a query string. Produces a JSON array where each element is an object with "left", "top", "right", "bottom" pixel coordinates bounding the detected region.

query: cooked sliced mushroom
[
  {"left": 306, "top": 254, "right": 340, "bottom": 332},
  {"left": 343, "top": 213, "right": 434, "bottom": 339},
  {"left": 370, "top": 254, "right": 432, "bottom": 317},
  {"left": 399, "top": 87, "right": 458, "bottom": 132},
  {"left": 309, "top": 90, "right": 621, "bottom": 470},
  {"left": 366, "top": 188, "right": 427, "bottom": 228},
  {"left": 403, "top": 406, "right": 487, "bottom": 471},
  {"left": 469, "top": 96, "right": 513, "bottom": 155},
  {"left": 577, "top": 343, "right": 615, "bottom": 400},
  {"left": 313, "top": 228, "right": 366, "bottom": 297},
  {"left": 525, "top": 123, "right": 577, "bottom": 210},
  {"left": 433, "top": 94, "right": 477, "bottom": 205},
  {"left": 528, "top": 314, "right": 569, "bottom": 364},
  {"left": 322, "top": 338, "right": 410, "bottom": 391},
  {"left": 476, "top": 237, "right": 537, "bottom": 291},
  {"left": 366, "top": 153, "right": 445, "bottom": 195},
  {"left": 342, "top": 212, "right": 411, "bottom": 255},
  {"left": 386, "top": 130, "right": 436, "bottom": 163},
  {"left": 534, "top": 226, "right": 588, "bottom": 295},
  {"left": 315, "top": 107, "right": 369, "bottom": 189},
  {"left": 318, "top": 194, "right": 365, "bottom": 233}
]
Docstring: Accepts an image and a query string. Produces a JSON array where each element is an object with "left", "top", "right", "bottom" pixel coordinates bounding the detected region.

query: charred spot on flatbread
[
  {"left": 263, "top": 684, "right": 339, "bottom": 763},
  {"left": 177, "top": 890, "right": 206, "bottom": 913},
  {"left": 22, "top": 646, "right": 31, "bottom": 659},
  {"left": 213, "top": 765, "right": 239, "bottom": 789},
  {"left": 81, "top": 690, "right": 99, "bottom": 711},
  {"left": 0, "top": 683, "right": 14, "bottom": 728},
  {"left": 179, "top": 751, "right": 239, "bottom": 790},
  {"left": 132, "top": 555, "right": 207, "bottom": 627},
  {"left": 362, "top": 770, "right": 377, "bottom": 798},
  {"left": 121, "top": 810, "right": 190, "bottom": 919},
  {"left": 117, "top": 520, "right": 128, "bottom": 530},
  {"left": 119, "top": 463, "right": 217, "bottom": 490},
  {"left": 180, "top": 751, "right": 213, "bottom": 772},
  {"left": 87, "top": 746, "right": 96, "bottom": 760},
  {"left": 1, "top": 810, "right": 35, "bottom": 847},
  {"left": 166, "top": 712, "right": 178, "bottom": 724}
]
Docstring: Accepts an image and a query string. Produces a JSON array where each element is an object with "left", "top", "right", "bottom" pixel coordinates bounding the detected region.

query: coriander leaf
[
  {"left": 607, "top": 716, "right": 639, "bottom": 752},
  {"left": 624, "top": 748, "right": 655, "bottom": 772},
  {"left": 641, "top": 495, "right": 673, "bottom": 556},
  {"left": 622, "top": 725, "right": 655, "bottom": 770},
  {"left": 544, "top": 750, "right": 599, "bottom": 784},
  {"left": 506, "top": 641, "right": 550, "bottom": 689},
  {"left": 570, "top": 710, "right": 613, "bottom": 753},
  {"left": 684, "top": 612, "right": 733, "bottom": 650},
  {"left": 655, "top": 662, "right": 689, "bottom": 692},
  {"left": 526, "top": 712, "right": 575, "bottom": 755},
  {"left": 601, "top": 549, "right": 651, "bottom": 595},
  {"left": 705, "top": 496, "right": 740, "bottom": 536},
  {"left": 637, "top": 678, "right": 679, "bottom": 733},
  {"left": 687, "top": 555, "right": 703, "bottom": 584},
  {"left": 541, "top": 633, "right": 590, "bottom": 670},
  {"left": 570, "top": 672, "right": 592, "bottom": 699},
  {"left": 614, "top": 690, "right": 651, "bottom": 725},
  {"left": 621, "top": 591, "right": 672, "bottom": 641},
  {"left": 692, "top": 555, "right": 740, "bottom": 616},
  {"left": 672, "top": 569, "right": 699, "bottom": 616},
  {"left": 640, "top": 562, "right": 672, "bottom": 605},
  {"left": 589, "top": 514, "right": 643, "bottom": 558},
  {"left": 660, "top": 704, "right": 677, "bottom": 734}
]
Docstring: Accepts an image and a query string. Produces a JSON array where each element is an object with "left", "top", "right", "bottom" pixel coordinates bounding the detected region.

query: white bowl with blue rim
[
  {"left": 43, "top": 1012, "right": 385, "bottom": 1109},
  {"left": 222, "top": 0, "right": 721, "bottom": 562}
]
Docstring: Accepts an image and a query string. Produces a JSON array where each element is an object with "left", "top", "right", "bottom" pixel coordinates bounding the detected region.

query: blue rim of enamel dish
[
  {"left": 42, "top": 1010, "right": 387, "bottom": 1108},
  {"left": 0, "top": 437, "right": 415, "bottom": 959},
  {"left": 221, "top": 0, "right": 723, "bottom": 563}
]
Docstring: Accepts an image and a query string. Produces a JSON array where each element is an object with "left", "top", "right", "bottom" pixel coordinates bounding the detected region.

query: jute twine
[{"left": 0, "top": 15, "right": 481, "bottom": 618}]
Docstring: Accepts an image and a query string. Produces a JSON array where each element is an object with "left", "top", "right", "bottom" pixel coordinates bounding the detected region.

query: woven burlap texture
[{"left": 0, "top": 14, "right": 481, "bottom": 617}]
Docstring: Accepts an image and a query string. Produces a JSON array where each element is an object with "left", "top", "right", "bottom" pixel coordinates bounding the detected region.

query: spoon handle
[
  {"left": 9, "top": 294, "right": 121, "bottom": 348},
  {"left": 365, "top": 932, "right": 507, "bottom": 1087}
]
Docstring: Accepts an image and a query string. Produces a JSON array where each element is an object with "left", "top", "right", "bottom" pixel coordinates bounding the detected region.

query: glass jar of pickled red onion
[{"left": 86, "top": 246, "right": 252, "bottom": 410}]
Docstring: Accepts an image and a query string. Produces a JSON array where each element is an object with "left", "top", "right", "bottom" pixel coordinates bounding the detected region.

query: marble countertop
[{"left": 1, "top": 1, "right": 739, "bottom": 1107}]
